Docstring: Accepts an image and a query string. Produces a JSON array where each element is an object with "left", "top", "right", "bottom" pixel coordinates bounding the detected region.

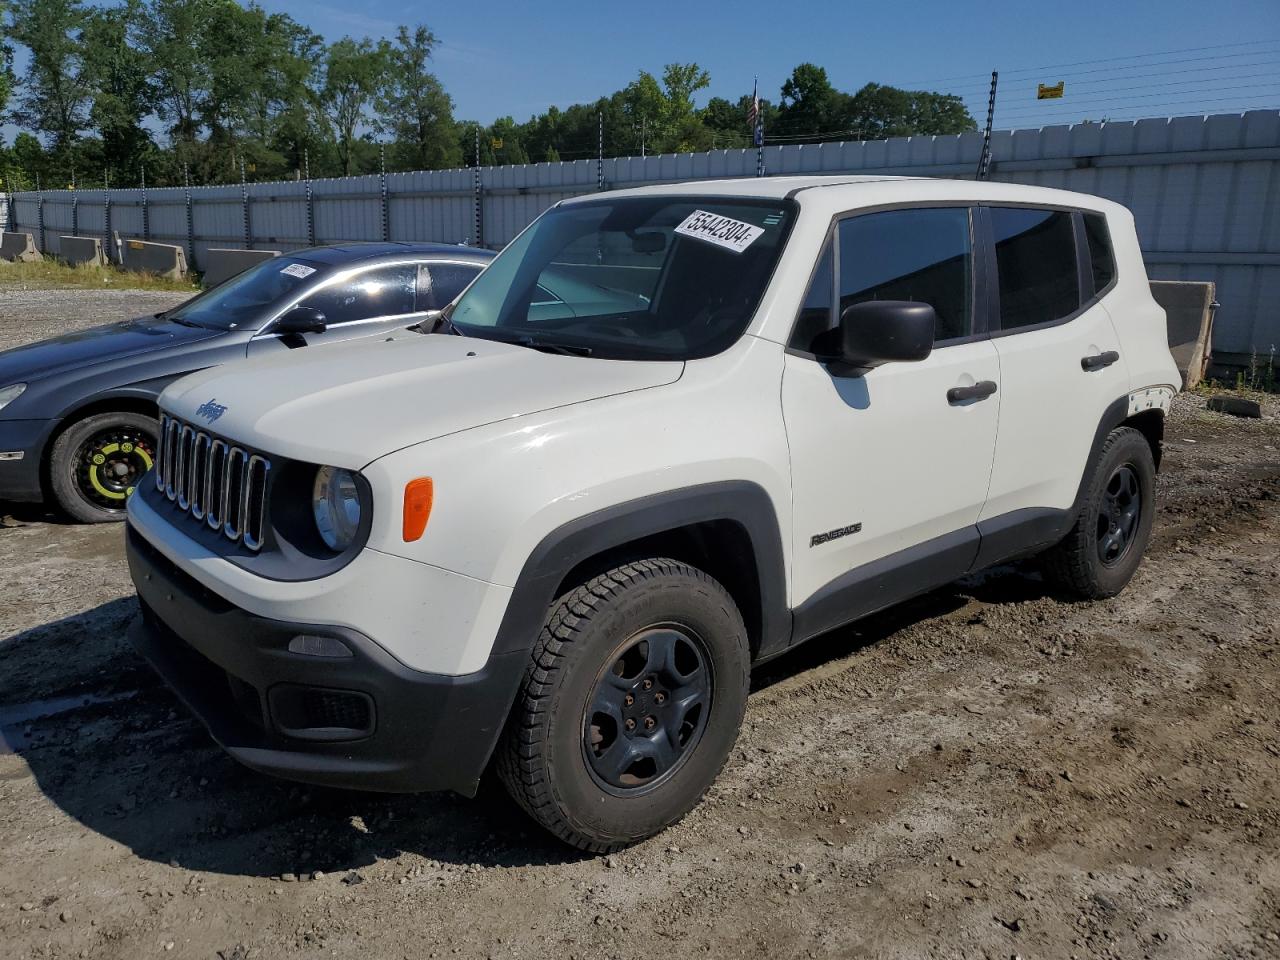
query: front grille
[{"left": 154, "top": 414, "right": 271, "bottom": 550}]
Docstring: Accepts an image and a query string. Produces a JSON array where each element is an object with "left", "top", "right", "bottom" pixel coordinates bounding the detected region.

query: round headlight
[{"left": 312, "top": 466, "right": 362, "bottom": 551}]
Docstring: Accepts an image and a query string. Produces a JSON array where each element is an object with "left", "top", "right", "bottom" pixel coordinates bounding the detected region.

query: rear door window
[
  {"left": 990, "top": 208, "right": 1080, "bottom": 330},
  {"left": 418, "top": 262, "right": 483, "bottom": 311}
]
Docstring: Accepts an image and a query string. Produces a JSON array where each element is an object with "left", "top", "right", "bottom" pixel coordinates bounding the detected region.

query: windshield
[
  {"left": 449, "top": 196, "right": 796, "bottom": 360},
  {"left": 167, "top": 257, "right": 326, "bottom": 330}
]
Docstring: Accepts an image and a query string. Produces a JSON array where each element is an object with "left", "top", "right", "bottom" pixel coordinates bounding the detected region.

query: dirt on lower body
[{"left": 1, "top": 391, "right": 1278, "bottom": 960}]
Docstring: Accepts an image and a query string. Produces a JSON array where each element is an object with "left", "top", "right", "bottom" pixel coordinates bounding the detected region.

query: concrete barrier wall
[
  {"left": 59, "top": 235, "right": 106, "bottom": 267},
  {"left": 202, "top": 248, "right": 279, "bottom": 287},
  {"left": 120, "top": 238, "right": 188, "bottom": 279},
  {"left": 0, "top": 230, "right": 40, "bottom": 262},
  {"left": 1152, "top": 280, "right": 1216, "bottom": 389}
]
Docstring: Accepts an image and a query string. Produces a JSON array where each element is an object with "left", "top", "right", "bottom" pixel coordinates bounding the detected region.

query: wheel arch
[
  {"left": 41, "top": 394, "right": 162, "bottom": 491},
  {"left": 490, "top": 481, "right": 791, "bottom": 666}
]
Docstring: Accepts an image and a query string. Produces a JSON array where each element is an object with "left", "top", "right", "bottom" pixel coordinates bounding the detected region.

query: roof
[
  {"left": 563, "top": 174, "right": 1123, "bottom": 216},
  {"left": 292, "top": 241, "right": 494, "bottom": 265}
]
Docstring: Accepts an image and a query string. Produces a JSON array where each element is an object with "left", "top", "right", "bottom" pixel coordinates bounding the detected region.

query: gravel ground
[{"left": 1, "top": 297, "right": 1278, "bottom": 959}]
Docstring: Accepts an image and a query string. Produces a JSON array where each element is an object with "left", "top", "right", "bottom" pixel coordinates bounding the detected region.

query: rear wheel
[
  {"left": 49, "top": 411, "right": 158, "bottom": 523},
  {"left": 1042, "top": 426, "right": 1156, "bottom": 599},
  {"left": 496, "top": 558, "right": 750, "bottom": 852}
]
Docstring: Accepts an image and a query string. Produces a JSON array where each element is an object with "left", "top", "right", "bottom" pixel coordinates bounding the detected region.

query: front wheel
[
  {"left": 1042, "top": 426, "right": 1156, "bottom": 599},
  {"left": 496, "top": 558, "right": 750, "bottom": 852},
  {"left": 49, "top": 411, "right": 158, "bottom": 523}
]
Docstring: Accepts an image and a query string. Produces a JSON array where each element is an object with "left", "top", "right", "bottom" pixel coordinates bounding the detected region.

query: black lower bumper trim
[{"left": 126, "top": 524, "right": 527, "bottom": 796}]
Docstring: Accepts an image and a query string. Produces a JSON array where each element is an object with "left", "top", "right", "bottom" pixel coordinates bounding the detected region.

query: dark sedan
[{"left": 0, "top": 242, "right": 493, "bottom": 522}]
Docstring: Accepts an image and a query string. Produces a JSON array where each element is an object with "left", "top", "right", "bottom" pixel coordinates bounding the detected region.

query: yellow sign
[
  {"left": 128, "top": 240, "right": 145, "bottom": 250},
  {"left": 1037, "top": 81, "right": 1065, "bottom": 100},
  {"left": 491, "top": 138, "right": 504, "bottom": 149}
]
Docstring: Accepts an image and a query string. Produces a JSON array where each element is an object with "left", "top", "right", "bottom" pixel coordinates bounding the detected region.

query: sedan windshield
[
  {"left": 166, "top": 257, "right": 326, "bottom": 330},
  {"left": 449, "top": 197, "right": 796, "bottom": 360}
]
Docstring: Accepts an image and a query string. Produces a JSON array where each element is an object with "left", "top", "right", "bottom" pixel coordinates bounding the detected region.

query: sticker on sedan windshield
[
  {"left": 674, "top": 210, "right": 765, "bottom": 254},
  {"left": 280, "top": 263, "right": 316, "bottom": 279}
]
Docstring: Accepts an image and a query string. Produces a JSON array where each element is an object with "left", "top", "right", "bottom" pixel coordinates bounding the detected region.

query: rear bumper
[
  {"left": 126, "top": 524, "right": 527, "bottom": 795},
  {"left": 0, "top": 419, "right": 54, "bottom": 502}
]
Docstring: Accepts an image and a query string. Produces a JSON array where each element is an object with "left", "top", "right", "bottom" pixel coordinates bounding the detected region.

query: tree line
[{"left": 0, "top": 0, "right": 976, "bottom": 191}]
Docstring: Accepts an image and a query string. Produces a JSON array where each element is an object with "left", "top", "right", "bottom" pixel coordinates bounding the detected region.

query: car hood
[
  {"left": 0, "top": 314, "right": 223, "bottom": 385},
  {"left": 161, "top": 333, "right": 684, "bottom": 468}
]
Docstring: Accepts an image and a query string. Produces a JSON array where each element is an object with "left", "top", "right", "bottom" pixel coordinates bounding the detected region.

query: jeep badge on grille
[{"left": 195, "top": 398, "right": 227, "bottom": 423}]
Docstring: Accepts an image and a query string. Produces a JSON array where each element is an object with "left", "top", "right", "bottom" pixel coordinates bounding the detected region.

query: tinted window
[
  {"left": 1083, "top": 212, "right": 1116, "bottom": 294},
  {"left": 837, "top": 208, "right": 972, "bottom": 343},
  {"left": 789, "top": 238, "right": 834, "bottom": 353},
  {"left": 991, "top": 208, "right": 1080, "bottom": 329},
  {"left": 418, "top": 262, "right": 482, "bottom": 311},
  {"left": 298, "top": 264, "right": 416, "bottom": 325}
]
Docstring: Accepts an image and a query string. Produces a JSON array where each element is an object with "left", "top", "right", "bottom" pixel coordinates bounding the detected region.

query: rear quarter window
[
  {"left": 1083, "top": 212, "right": 1117, "bottom": 295},
  {"left": 990, "top": 207, "right": 1080, "bottom": 330}
]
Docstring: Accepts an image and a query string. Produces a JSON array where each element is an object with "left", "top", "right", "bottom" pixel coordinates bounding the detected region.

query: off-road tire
[
  {"left": 49, "top": 411, "right": 159, "bottom": 523},
  {"left": 496, "top": 558, "right": 750, "bottom": 852},
  {"left": 1042, "top": 426, "right": 1156, "bottom": 599}
]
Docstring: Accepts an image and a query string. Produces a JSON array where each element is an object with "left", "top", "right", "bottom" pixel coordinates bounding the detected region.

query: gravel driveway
[
  {"left": 0, "top": 289, "right": 193, "bottom": 351},
  {"left": 0, "top": 292, "right": 1278, "bottom": 959}
]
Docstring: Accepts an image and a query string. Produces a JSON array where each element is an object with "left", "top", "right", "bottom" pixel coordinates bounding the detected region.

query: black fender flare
[{"left": 489, "top": 480, "right": 791, "bottom": 661}]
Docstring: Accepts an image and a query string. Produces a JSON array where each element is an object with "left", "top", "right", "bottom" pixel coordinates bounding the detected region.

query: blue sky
[
  {"left": 6, "top": 0, "right": 1280, "bottom": 142},
  {"left": 250, "top": 0, "right": 1280, "bottom": 127}
]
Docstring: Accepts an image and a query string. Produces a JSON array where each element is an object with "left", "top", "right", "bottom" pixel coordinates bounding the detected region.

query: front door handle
[
  {"left": 947, "top": 380, "right": 998, "bottom": 404},
  {"left": 1081, "top": 350, "right": 1120, "bottom": 371}
]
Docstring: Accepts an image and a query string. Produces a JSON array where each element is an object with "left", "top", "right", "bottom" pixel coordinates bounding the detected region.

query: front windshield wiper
[
  {"left": 504, "top": 334, "right": 593, "bottom": 357},
  {"left": 163, "top": 313, "right": 204, "bottom": 329},
  {"left": 408, "top": 309, "right": 464, "bottom": 337}
]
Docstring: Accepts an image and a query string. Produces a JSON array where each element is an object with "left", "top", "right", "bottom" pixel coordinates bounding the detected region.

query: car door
[
  {"left": 977, "top": 206, "right": 1128, "bottom": 532},
  {"left": 782, "top": 206, "right": 1001, "bottom": 636},
  {"left": 247, "top": 262, "right": 421, "bottom": 356}
]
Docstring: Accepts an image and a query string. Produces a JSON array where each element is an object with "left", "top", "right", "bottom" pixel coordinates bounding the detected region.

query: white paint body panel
[{"left": 133, "top": 176, "right": 1181, "bottom": 677}]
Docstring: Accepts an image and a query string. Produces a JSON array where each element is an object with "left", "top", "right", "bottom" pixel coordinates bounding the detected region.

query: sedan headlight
[
  {"left": 0, "top": 383, "right": 27, "bottom": 414},
  {"left": 312, "top": 465, "right": 363, "bottom": 551}
]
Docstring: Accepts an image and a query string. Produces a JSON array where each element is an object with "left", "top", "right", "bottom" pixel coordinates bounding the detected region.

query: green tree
[
  {"left": 843, "top": 83, "right": 975, "bottom": 139},
  {"left": 318, "top": 37, "right": 388, "bottom": 175},
  {"left": 376, "top": 25, "right": 461, "bottom": 170},
  {"left": 6, "top": 0, "right": 91, "bottom": 149},
  {"left": 776, "top": 63, "right": 843, "bottom": 140},
  {"left": 138, "top": 0, "right": 217, "bottom": 146},
  {"left": 702, "top": 94, "right": 776, "bottom": 149},
  {"left": 81, "top": 0, "right": 154, "bottom": 179}
]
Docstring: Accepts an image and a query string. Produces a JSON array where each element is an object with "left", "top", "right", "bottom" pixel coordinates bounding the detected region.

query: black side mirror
[
  {"left": 274, "top": 306, "right": 328, "bottom": 335},
  {"left": 836, "top": 300, "right": 935, "bottom": 374}
]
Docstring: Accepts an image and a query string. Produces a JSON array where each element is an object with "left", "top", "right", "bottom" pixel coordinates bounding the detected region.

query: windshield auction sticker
[
  {"left": 674, "top": 210, "right": 765, "bottom": 254},
  {"left": 280, "top": 263, "right": 317, "bottom": 279}
]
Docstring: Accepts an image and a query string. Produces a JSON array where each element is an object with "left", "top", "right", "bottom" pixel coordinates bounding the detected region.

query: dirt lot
[{"left": 1, "top": 293, "right": 1278, "bottom": 959}]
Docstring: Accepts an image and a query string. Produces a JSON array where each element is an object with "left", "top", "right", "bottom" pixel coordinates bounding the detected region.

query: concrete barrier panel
[
  {"left": 120, "top": 238, "right": 188, "bottom": 280},
  {"left": 0, "top": 231, "right": 40, "bottom": 262},
  {"left": 1151, "top": 280, "right": 1216, "bottom": 390},
  {"left": 202, "top": 248, "right": 280, "bottom": 288},
  {"left": 59, "top": 235, "right": 106, "bottom": 267}
]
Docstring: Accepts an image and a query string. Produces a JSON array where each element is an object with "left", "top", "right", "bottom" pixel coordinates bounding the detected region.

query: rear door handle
[
  {"left": 1081, "top": 350, "right": 1120, "bottom": 371},
  {"left": 947, "top": 380, "right": 998, "bottom": 404}
]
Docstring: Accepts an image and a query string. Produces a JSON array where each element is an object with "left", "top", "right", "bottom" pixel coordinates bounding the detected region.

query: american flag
[{"left": 747, "top": 79, "right": 764, "bottom": 148}]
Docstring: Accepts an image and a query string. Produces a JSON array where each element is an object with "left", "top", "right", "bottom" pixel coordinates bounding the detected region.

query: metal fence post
[
  {"left": 104, "top": 193, "right": 112, "bottom": 263},
  {"left": 379, "top": 144, "right": 390, "bottom": 242},
  {"left": 183, "top": 163, "right": 195, "bottom": 269},
  {"left": 472, "top": 126, "right": 484, "bottom": 248},
  {"left": 597, "top": 112, "right": 604, "bottom": 191},
  {"left": 240, "top": 158, "right": 252, "bottom": 249},
  {"left": 36, "top": 175, "right": 45, "bottom": 252},
  {"left": 304, "top": 150, "right": 315, "bottom": 247},
  {"left": 71, "top": 173, "right": 79, "bottom": 237},
  {"left": 140, "top": 166, "right": 150, "bottom": 241}
]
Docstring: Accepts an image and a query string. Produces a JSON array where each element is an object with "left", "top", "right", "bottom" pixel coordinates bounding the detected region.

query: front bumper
[
  {"left": 126, "top": 524, "right": 527, "bottom": 795},
  {"left": 0, "top": 419, "right": 55, "bottom": 502}
]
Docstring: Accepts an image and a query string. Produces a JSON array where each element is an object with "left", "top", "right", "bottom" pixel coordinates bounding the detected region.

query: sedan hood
[
  {"left": 161, "top": 333, "right": 683, "bottom": 467},
  {"left": 0, "top": 315, "right": 222, "bottom": 385}
]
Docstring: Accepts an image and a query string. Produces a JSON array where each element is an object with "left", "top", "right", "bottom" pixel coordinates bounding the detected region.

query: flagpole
[{"left": 750, "top": 76, "right": 765, "bottom": 178}]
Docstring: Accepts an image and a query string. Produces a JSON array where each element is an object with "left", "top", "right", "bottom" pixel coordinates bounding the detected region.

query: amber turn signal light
[{"left": 403, "top": 477, "right": 434, "bottom": 542}]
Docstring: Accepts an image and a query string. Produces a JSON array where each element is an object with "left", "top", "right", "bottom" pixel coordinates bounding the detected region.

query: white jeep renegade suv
[{"left": 126, "top": 176, "right": 1179, "bottom": 851}]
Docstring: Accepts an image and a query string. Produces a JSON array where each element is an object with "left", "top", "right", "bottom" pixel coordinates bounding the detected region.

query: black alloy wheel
[
  {"left": 1096, "top": 464, "right": 1141, "bottom": 566},
  {"left": 583, "top": 625, "right": 712, "bottom": 794}
]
